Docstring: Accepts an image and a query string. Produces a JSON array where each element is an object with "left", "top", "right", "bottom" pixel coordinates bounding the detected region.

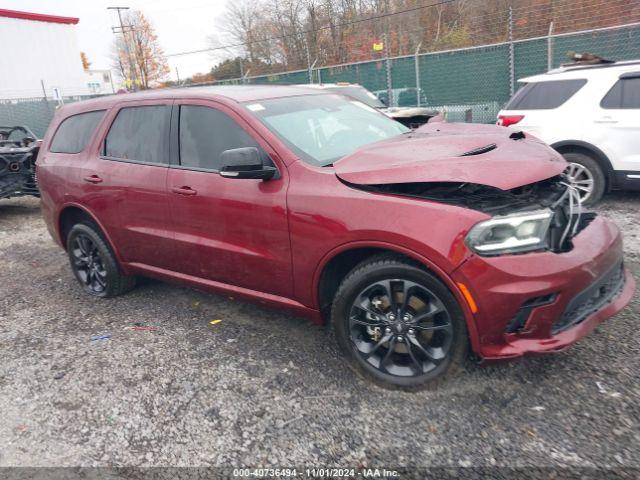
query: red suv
[{"left": 37, "top": 86, "right": 634, "bottom": 388}]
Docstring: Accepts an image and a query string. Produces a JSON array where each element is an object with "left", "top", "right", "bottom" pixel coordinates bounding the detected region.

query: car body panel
[
  {"left": 451, "top": 216, "right": 631, "bottom": 358},
  {"left": 334, "top": 122, "right": 566, "bottom": 189},
  {"left": 165, "top": 99, "right": 293, "bottom": 298}
]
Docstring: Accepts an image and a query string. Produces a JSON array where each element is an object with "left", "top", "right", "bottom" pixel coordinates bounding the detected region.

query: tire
[
  {"left": 66, "top": 222, "right": 136, "bottom": 298},
  {"left": 562, "top": 152, "right": 606, "bottom": 205},
  {"left": 330, "top": 253, "right": 468, "bottom": 390}
]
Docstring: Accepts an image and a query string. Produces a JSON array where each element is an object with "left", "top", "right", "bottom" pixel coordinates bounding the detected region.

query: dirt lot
[{"left": 0, "top": 194, "right": 638, "bottom": 471}]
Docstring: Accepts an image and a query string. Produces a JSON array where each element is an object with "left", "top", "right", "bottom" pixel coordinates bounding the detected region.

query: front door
[{"left": 166, "top": 100, "right": 292, "bottom": 298}]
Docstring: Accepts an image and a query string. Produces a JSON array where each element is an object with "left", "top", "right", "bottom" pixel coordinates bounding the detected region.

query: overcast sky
[{"left": 4, "top": 0, "right": 229, "bottom": 80}]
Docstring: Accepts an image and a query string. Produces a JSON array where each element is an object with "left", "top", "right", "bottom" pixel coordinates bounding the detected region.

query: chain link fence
[
  {"left": 213, "top": 20, "right": 640, "bottom": 123},
  {"left": 1, "top": 0, "right": 639, "bottom": 135}
]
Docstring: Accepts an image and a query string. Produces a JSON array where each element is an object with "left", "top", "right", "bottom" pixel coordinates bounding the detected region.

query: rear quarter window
[
  {"left": 49, "top": 110, "right": 105, "bottom": 154},
  {"left": 505, "top": 79, "right": 587, "bottom": 110},
  {"left": 601, "top": 73, "right": 640, "bottom": 109}
]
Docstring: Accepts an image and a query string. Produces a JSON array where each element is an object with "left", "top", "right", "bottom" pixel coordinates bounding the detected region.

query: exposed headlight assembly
[{"left": 466, "top": 210, "right": 552, "bottom": 256}]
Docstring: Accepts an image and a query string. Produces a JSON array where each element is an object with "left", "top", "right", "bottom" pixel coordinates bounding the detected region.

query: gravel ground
[{"left": 0, "top": 194, "right": 638, "bottom": 472}]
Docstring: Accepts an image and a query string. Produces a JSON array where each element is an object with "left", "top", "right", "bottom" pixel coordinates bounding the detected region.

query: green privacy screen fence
[
  {"left": 1, "top": 22, "right": 639, "bottom": 137},
  {"left": 220, "top": 22, "right": 640, "bottom": 123}
]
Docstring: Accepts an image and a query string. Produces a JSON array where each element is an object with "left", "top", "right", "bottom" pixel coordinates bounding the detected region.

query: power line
[
  {"left": 165, "top": 0, "right": 458, "bottom": 57},
  {"left": 108, "top": 6, "right": 139, "bottom": 86}
]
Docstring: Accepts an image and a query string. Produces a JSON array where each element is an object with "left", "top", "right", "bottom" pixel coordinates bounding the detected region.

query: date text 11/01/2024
[{"left": 232, "top": 468, "right": 400, "bottom": 478}]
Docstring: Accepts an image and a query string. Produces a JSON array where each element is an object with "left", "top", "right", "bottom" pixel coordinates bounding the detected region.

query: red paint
[
  {"left": 335, "top": 122, "right": 565, "bottom": 190},
  {"left": 0, "top": 9, "right": 79, "bottom": 25},
  {"left": 36, "top": 87, "right": 634, "bottom": 361}
]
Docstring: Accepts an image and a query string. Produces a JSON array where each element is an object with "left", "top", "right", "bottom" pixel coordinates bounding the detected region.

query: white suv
[{"left": 498, "top": 59, "right": 640, "bottom": 204}]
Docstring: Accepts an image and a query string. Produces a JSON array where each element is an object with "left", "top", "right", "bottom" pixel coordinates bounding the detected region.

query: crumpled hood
[{"left": 334, "top": 122, "right": 566, "bottom": 190}]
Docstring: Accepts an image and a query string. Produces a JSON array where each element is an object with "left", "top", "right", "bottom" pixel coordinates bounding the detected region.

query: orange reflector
[{"left": 457, "top": 283, "right": 478, "bottom": 314}]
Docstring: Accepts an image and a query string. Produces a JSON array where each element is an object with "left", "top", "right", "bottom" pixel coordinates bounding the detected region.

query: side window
[
  {"left": 505, "top": 79, "right": 587, "bottom": 110},
  {"left": 601, "top": 75, "right": 640, "bottom": 109},
  {"left": 179, "top": 105, "right": 260, "bottom": 171},
  {"left": 104, "top": 105, "right": 168, "bottom": 164},
  {"left": 49, "top": 110, "right": 105, "bottom": 154}
]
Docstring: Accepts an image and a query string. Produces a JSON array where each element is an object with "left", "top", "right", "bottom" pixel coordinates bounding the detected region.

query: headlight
[{"left": 466, "top": 210, "right": 552, "bottom": 256}]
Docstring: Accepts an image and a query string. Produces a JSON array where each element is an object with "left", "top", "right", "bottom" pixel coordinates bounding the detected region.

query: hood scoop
[{"left": 460, "top": 143, "right": 497, "bottom": 156}]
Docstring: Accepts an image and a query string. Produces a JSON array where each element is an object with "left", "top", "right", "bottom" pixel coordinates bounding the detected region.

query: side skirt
[{"left": 125, "top": 262, "right": 322, "bottom": 323}]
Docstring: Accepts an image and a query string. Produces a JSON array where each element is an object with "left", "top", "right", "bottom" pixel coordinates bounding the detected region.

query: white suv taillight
[{"left": 497, "top": 115, "right": 524, "bottom": 127}]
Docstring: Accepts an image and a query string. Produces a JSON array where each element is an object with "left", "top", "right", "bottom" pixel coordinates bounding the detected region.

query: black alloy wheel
[
  {"left": 349, "top": 279, "right": 453, "bottom": 377},
  {"left": 71, "top": 233, "right": 108, "bottom": 294},
  {"left": 331, "top": 254, "right": 467, "bottom": 389},
  {"left": 66, "top": 222, "right": 136, "bottom": 298}
]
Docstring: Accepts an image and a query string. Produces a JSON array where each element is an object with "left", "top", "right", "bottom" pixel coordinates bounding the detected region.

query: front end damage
[
  {"left": 353, "top": 174, "right": 595, "bottom": 255},
  {"left": 0, "top": 126, "right": 40, "bottom": 200},
  {"left": 333, "top": 122, "right": 633, "bottom": 359}
]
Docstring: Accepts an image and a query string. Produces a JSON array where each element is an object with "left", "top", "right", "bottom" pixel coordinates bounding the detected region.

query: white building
[{"left": 0, "top": 9, "right": 101, "bottom": 99}]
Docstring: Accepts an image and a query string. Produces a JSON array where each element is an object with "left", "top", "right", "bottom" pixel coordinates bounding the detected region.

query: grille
[{"left": 552, "top": 262, "right": 625, "bottom": 334}]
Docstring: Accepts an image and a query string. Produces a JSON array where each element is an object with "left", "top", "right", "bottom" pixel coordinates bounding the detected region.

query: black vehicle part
[
  {"left": 505, "top": 293, "right": 557, "bottom": 333},
  {"left": 66, "top": 222, "right": 136, "bottom": 297},
  {"left": 351, "top": 175, "right": 568, "bottom": 215},
  {"left": 0, "top": 125, "right": 40, "bottom": 200},
  {"left": 460, "top": 143, "right": 497, "bottom": 156},
  {"left": 552, "top": 261, "right": 625, "bottom": 334},
  {"left": 330, "top": 253, "right": 468, "bottom": 390}
]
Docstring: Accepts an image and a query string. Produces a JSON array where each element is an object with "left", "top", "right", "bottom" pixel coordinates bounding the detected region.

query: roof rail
[{"left": 549, "top": 58, "right": 640, "bottom": 74}]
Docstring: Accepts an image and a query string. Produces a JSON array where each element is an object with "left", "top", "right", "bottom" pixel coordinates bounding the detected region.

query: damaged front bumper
[{"left": 452, "top": 216, "right": 635, "bottom": 360}]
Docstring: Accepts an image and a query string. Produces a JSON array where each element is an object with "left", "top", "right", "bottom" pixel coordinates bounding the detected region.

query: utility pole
[{"left": 108, "top": 6, "right": 137, "bottom": 89}]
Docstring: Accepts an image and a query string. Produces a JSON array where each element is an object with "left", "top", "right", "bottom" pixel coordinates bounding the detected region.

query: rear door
[
  {"left": 84, "top": 100, "right": 174, "bottom": 269},
  {"left": 596, "top": 72, "right": 640, "bottom": 171},
  {"left": 165, "top": 99, "right": 292, "bottom": 298}
]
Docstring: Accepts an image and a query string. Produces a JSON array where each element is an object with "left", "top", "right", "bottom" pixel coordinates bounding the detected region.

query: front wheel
[{"left": 331, "top": 254, "right": 468, "bottom": 390}]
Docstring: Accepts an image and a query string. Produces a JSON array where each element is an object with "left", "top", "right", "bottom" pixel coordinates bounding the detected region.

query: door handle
[
  {"left": 171, "top": 186, "right": 197, "bottom": 196},
  {"left": 83, "top": 175, "right": 103, "bottom": 184},
  {"left": 594, "top": 116, "right": 618, "bottom": 124}
]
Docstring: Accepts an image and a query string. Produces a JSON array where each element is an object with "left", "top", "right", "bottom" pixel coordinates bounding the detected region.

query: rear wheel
[
  {"left": 330, "top": 254, "right": 468, "bottom": 389},
  {"left": 66, "top": 222, "right": 136, "bottom": 297},
  {"left": 562, "top": 152, "right": 606, "bottom": 205}
]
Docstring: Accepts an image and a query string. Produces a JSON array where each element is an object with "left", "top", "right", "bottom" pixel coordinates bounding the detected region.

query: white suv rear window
[{"left": 505, "top": 79, "right": 587, "bottom": 110}]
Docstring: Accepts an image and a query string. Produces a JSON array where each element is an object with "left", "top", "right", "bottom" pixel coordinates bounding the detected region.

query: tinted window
[
  {"left": 104, "top": 105, "right": 168, "bottom": 163},
  {"left": 601, "top": 75, "right": 640, "bottom": 109},
  {"left": 179, "top": 106, "right": 259, "bottom": 170},
  {"left": 505, "top": 79, "right": 587, "bottom": 109},
  {"left": 50, "top": 110, "right": 105, "bottom": 154}
]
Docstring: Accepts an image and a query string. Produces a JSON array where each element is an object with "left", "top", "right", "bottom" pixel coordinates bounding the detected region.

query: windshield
[
  {"left": 245, "top": 94, "right": 408, "bottom": 166},
  {"left": 325, "top": 86, "right": 386, "bottom": 108}
]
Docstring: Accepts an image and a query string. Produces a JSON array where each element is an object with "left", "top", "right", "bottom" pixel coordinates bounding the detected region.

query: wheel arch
[
  {"left": 57, "top": 203, "right": 128, "bottom": 269},
  {"left": 313, "top": 241, "right": 481, "bottom": 354},
  {"left": 551, "top": 140, "right": 615, "bottom": 191}
]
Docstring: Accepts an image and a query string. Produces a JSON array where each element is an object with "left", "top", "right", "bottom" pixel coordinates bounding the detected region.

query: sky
[{"left": 3, "top": 0, "right": 230, "bottom": 80}]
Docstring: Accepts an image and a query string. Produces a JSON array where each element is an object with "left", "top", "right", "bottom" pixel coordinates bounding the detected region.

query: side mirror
[{"left": 219, "top": 147, "right": 277, "bottom": 180}]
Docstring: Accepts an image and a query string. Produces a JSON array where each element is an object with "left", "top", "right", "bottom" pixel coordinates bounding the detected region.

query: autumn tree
[
  {"left": 204, "top": 0, "right": 639, "bottom": 78},
  {"left": 111, "top": 10, "right": 170, "bottom": 89},
  {"left": 80, "top": 51, "right": 91, "bottom": 70}
]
